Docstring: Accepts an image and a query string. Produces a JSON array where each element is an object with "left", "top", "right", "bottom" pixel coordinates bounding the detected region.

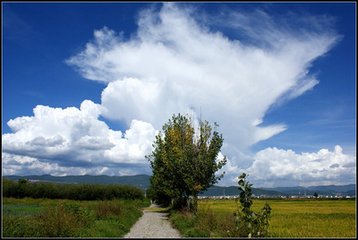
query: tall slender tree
[{"left": 147, "top": 113, "right": 226, "bottom": 212}]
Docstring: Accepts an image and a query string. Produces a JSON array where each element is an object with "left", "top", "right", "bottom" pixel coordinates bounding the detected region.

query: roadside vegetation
[
  {"left": 3, "top": 178, "right": 144, "bottom": 200},
  {"left": 2, "top": 178, "right": 150, "bottom": 237},
  {"left": 3, "top": 197, "right": 149, "bottom": 237}
]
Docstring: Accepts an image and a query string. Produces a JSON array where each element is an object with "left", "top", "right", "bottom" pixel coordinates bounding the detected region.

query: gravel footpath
[{"left": 124, "top": 204, "right": 181, "bottom": 238}]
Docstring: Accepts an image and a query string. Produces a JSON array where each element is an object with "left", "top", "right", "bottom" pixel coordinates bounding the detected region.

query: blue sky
[{"left": 2, "top": 2, "right": 356, "bottom": 187}]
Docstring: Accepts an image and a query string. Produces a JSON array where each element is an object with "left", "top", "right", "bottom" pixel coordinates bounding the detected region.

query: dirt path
[{"left": 124, "top": 203, "right": 181, "bottom": 238}]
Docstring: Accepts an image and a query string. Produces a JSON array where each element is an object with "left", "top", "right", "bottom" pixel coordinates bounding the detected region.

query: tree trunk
[{"left": 188, "top": 194, "right": 198, "bottom": 213}]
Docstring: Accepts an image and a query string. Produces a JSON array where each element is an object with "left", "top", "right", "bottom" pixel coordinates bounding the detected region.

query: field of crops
[
  {"left": 2, "top": 197, "right": 150, "bottom": 237},
  {"left": 198, "top": 198, "right": 356, "bottom": 237}
]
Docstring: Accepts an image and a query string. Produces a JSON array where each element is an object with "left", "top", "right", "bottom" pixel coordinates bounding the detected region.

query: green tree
[
  {"left": 18, "top": 178, "right": 28, "bottom": 184},
  {"left": 147, "top": 113, "right": 227, "bottom": 212}
]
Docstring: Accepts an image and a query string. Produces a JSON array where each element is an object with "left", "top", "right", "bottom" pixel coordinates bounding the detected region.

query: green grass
[
  {"left": 2, "top": 197, "right": 150, "bottom": 237},
  {"left": 169, "top": 198, "right": 356, "bottom": 237},
  {"left": 3, "top": 203, "right": 43, "bottom": 216}
]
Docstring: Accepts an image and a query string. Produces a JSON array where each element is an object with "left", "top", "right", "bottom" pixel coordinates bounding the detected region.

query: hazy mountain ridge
[{"left": 3, "top": 174, "right": 355, "bottom": 196}]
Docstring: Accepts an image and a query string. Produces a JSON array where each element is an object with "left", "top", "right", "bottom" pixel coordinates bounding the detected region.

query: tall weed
[
  {"left": 234, "top": 173, "right": 272, "bottom": 237},
  {"left": 37, "top": 203, "right": 78, "bottom": 236}
]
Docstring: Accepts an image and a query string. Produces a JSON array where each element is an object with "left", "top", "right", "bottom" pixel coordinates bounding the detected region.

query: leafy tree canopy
[{"left": 147, "top": 113, "right": 227, "bottom": 211}]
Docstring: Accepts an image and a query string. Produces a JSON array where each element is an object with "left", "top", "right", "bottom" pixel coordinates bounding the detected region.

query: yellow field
[{"left": 198, "top": 199, "right": 356, "bottom": 237}]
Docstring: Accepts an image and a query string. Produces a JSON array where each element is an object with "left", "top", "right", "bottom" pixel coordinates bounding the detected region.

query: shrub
[
  {"left": 36, "top": 203, "right": 79, "bottom": 236},
  {"left": 34, "top": 201, "right": 96, "bottom": 236},
  {"left": 63, "top": 202, "right": 95, "bottom": 227},
  {"left": 2, "top": 178, "right": 144, "bottom": 200}
]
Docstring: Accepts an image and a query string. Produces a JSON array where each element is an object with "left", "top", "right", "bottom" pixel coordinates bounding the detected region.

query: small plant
[{"left": 234, "top": 173, "right": 271, "bottom": 237}]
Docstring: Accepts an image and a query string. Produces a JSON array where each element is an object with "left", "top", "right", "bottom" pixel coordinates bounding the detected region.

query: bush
[
  {"left": 36, "top": 203, "right": 81, "bottom": 236},
  {"left": 2, "top": 178, "right": 144, "bottom": 200}
]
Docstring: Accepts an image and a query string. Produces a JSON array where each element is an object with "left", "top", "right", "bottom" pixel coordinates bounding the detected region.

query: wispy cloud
[{"left": 67, "top": 4, "right": 338, "bottom": 149}]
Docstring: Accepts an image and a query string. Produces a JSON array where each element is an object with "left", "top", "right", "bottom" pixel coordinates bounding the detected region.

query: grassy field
[
  {"left": 2, "top": 197, "right": 150, "bottom": 237},
  {"left": 170, "top": 198, "right": 356, "bottom": 237}
]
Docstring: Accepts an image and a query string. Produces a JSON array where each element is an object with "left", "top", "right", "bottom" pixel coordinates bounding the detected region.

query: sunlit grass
[{"left": 196, "top": 199, "right": 356, "bottom": 237}]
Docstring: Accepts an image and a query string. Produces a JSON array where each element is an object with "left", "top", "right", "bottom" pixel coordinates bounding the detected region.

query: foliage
[
  {"left": 3, "top": 198, "right": 150, "bottom": 237},
  {"left": 147, "top": 113, "right": 226, "bottom": 212},
  {"left": 2, "top": 178, "right": 144, "bottom": 200},
  {"left": 18, "top": 178, "right": 28, "bottom": 184},
  {"left": 234, "top": 173, "right": 271, "bottom": 237}
]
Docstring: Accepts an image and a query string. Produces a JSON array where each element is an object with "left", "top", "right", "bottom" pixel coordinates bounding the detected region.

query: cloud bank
[
  {"left": 3, "top": 4, "right": 355, "bottom": 186},
  {"left": 2, "top": 100, "right": 157, "bottom": 175},
  {"left": 248, "top": 145, "right": 356, "bottom": 187}
]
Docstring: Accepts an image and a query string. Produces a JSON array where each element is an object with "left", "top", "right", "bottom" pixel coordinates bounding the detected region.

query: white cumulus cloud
[
  {"left": 245, "top": 145, "right": 356, "bottom": 187},
  {"left": 2, "top": 100, "right": 157, "bottom": 175}
]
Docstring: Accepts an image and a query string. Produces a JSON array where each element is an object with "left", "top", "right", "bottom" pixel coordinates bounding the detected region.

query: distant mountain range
[{"left": 3, "top": 174, "right": 356, "bottom": 197}]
